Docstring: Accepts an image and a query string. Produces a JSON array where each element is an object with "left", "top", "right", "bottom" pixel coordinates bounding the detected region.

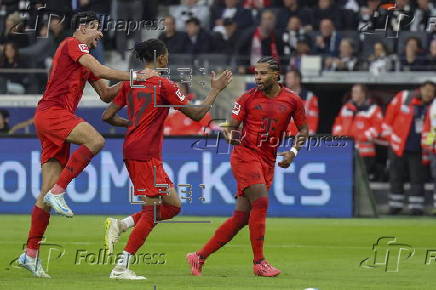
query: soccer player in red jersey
[
  {"left": 18, "top": 11, "right": 155, "bottom": 278},
  {"left": 187, "top": 57, "right": 309, "bottom": 277},
  {"left": 101, "top": 39, "right": 232, "bottom": 280}
]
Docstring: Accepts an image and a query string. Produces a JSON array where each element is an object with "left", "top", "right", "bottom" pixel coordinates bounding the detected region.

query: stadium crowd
[{"left": 0, "top": 0, "right": 435, "bottom": 93}]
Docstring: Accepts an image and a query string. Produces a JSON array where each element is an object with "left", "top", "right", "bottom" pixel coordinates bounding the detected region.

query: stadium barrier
[{"left": 0, "top": 136, "right": 354, "bottom": 217}]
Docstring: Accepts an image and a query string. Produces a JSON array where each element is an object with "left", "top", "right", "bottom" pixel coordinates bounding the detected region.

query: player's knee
[
  {"left": 251, "top": 196, "right": 269, "bottom": 209},
  {"left": 89, "top": 136, "right": 105, "bottom": 152}
]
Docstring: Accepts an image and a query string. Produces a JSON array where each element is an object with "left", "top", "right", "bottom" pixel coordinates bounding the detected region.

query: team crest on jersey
[
  {"left": 175, "top": 89, "right": 186, "bottom": 101},
  {"left": 232, "top": 102, "right": 241, "bottom": 115},
  {"left": 78, "top": 44, "right": 89, "bottom": 53}
]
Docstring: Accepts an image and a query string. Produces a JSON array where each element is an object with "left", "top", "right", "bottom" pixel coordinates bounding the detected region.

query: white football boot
[
  {"left": 43, "top": 192, "right": 73, "bottom": 217},
  {"left": 17, "top": 253, "right": 51, "bottom": 278}
]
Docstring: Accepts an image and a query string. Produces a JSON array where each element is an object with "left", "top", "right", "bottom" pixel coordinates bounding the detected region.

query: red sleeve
[
  {"left": 88, "top": 71, "right": 100, "bottom": 82},
  {"left": 292, "top": 96, "right": 306, "bottom": 130},
  {"left": 112, "top": 82, "right": 127, "bottom": 107},
  {"left": 161, "top": 79, "right": 189, "bottom": 109},
  {"left": 231, "top": 93, "right": 249, "bottom": 122},
  {"left": 67, "top": 38, "right": 90, "bottom": 62}
]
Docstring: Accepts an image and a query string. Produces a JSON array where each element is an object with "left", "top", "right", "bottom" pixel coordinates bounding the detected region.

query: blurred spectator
[
  {"left": 210, "top": 0, "right": 253, "bottom": 32},
  {"left": 340, "top": 0, "right": 360, "bottom": 12},
  {"left": 171, "top": 0, "right": 210, "bottom": 31},
  {"left": 324, "top": 38, "right": 357, "bottom": 71},
  {"left": 358, "top": 0, "right": 381, "bottom": 31},
  {"left": 213, "top": 18, "right": 241, "bottom": 57},
  {"left": 0, "top": 12, "right": 30, "bottom": 48},
  {"left": 285, "top": 69, "right": 318, "bottom": 135},
  {"left": 289, "top": 39, "right": 311, "bottom": 70},
  {"left": 277, "top": 0, "right": 313, "bottom": 31},
  {"left": 382, "top": 81, "right": 435, "bottom": 215},
  {"left": 237, "top": 10, "right": 283, "bottom": 73},
  {"left": 163, "top": 83, "right": 216, "bottom": 135},
  {"left": 314, "top": 19, "right": 341, "bottom": 56},
  {"left": 242, "top": 0, "right": 272, "bottom": 9},
  {"left": 411, "top": 0, "right": 436, "bottom": 31},
  {"left": 426, "top": 39, "right": 436, "bottom": 71},
  {"left": 333, "top": 84, "right": 383, "bottom": 180},
  {"left": 116, "top": 0, "right": 143, "bottom": 60},
  {"left": 368, "top": 41, "right": 395, "bottom": 74},
  {"left": 185, "top": 18, "right": 216, "bottom": 54},
  {"left": 49, "top": 17, "right": 69, "bottom": 53},
  {"left": 400, "top": 37, "right": 426, "bottom": 71},
  {"left": 0, "top": 42, "right": 30, "bottom": 94},
  {"left": 159, "top": 16, "right": 190, "bottom": 54},
  {"left": 0, "top": 109, "right": 10, "bottom": 134},
  {"left": 281, "top": 16, "right": 311, "bottom": 57},
  {"left": 312, "top": 0, "right": 343, "bottom": 30}
]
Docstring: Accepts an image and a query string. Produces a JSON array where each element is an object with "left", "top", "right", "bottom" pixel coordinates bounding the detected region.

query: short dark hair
[
  {"left": 186, "top": 17, "right": 200, "bottom": 26},
  {"left": 134, "top": 38, "right": 167, "bottom": 63},
  {"left": 257, "top": 56, "right": 280, "bottom": 81},
  {"left": 422, "top": 81, "right": 435, "bottom": 88},
  {"left": 71, "top": 11, "right": 99, "bottom": 30}
]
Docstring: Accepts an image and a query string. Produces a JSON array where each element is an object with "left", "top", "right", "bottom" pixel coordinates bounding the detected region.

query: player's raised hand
[
  {"left": 211, "top": 70, "right": 232, "bottom": 91},
  {"left": 136, "top": 68, "right": 160, "bottom": 81},
  {"left": 277, "top": 151, "right": 295, "bottom": 168}
]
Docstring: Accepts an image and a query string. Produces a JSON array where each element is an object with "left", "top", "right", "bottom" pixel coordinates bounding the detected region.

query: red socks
[
  {"left": 26, "top": 206, "right": 50, "bottom": 258},
  {"left": 158, "top": 204, "right": 181, "bottom": 221},
  {"left": 124, "top": 206, "right": 156, "bottom": 254},
  {"left": 249, "top": 196, "right": 268, "bottom": 263},
  {"left": 197, "top": 210, "right": 250, "bottom": 259},
  {"left": 53, "top": 145, "right": 94, "bottom": 193}
]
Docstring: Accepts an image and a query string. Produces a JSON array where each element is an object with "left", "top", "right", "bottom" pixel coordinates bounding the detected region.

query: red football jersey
[
  {"left": 231, "top": 87, "right": 306, "bottom": 163},
  {"left": 37, "top": 37, "right": 99, "bottom": 113},
  {"left": 113, "top": 76, "right": 189, "bottom": 161}
]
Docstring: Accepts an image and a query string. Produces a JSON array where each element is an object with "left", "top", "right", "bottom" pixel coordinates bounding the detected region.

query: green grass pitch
[{"left": 0, "top": 215, "right": 435, "bottom": 290}]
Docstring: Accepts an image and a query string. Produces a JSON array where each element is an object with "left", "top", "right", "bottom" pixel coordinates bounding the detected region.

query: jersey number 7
[{"left": 127, "top": 91, "right": 152, "bottom": 127}]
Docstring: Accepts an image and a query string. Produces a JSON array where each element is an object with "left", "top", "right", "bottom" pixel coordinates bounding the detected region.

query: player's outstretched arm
[
  {"left": 78, "top": 54, "right": 158, "bottom": 82},
  {"left": 89, "top": 79, "right": 122, "bottom": 103},
  {"left": 102, "top": 103, "right": 129, "bottom": 127},
  {"left": 179, "top": 70, "right": 232, "bottom": 121}
]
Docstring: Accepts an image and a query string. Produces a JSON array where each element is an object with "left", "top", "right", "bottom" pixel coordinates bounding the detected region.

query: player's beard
[
  {"left": 89, "top": 40, "right": 97, "bottom": 49},
  {"left": 260, "top": 81, "right": 274, "bottom": 93}
]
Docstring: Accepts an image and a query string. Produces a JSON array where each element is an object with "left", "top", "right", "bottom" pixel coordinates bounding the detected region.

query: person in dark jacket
[
  {"left": 184, "top": 17, "right": 216, "bottom": 55},
  {"left": 158, "top": 15, "right": 190, "bottom": 54}
]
